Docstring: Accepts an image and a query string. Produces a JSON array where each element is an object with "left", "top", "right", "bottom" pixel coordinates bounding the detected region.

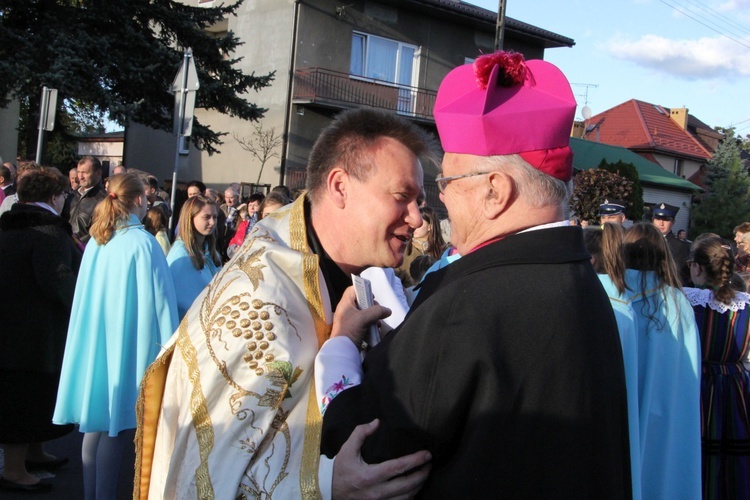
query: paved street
[{"left": 0, "top": 428, "right": 134, "bottom": 499}]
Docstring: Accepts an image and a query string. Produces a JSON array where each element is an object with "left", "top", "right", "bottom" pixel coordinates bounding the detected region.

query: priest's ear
[{"left": 325, "top": 166, "right": 350, "bottom": 209}]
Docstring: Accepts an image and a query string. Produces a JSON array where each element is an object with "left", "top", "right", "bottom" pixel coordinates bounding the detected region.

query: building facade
[{"left": 125, "top": 0, "right": 573, "bottom": 202}]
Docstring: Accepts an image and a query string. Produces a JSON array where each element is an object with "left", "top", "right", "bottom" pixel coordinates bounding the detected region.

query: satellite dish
[{"left": 582, "top": 105, "right": 592, "bottom": 120}]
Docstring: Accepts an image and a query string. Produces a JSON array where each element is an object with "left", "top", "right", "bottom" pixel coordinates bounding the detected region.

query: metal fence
[{"left": 293, "top": 68, "right": 437, "bottom": 120}]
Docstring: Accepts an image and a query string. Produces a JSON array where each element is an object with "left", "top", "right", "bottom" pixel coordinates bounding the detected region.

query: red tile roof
[{"left": 583, "top": 99, "right": 714, "bottom": 161}]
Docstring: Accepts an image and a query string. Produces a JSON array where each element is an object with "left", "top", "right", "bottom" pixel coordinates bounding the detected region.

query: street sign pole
[
  {"left": 35, "top": 86, "right": 58, "bottom": 164},
  {"left": 168, "top": 49, "right": 199, "bottom": 232},
  {"left": 169, "top": 55, "right": 188, "bottom": 232}
]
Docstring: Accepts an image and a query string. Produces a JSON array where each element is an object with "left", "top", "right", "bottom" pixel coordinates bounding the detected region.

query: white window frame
[
  {"left": 350, "top": 32, "right": 419, "bottom": 115},
  {"left": 350, "top": 32, "right": 418, "bottom": 87}
]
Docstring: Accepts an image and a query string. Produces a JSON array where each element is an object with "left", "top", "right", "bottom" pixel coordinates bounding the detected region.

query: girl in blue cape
[
  {"left": 167, "top": 195, "right": 222, "bottom": 320},
  {"left": 53, "top": 173, "right": 178, "bottom": 500},
  {"left": 584, "top": 223, "right": 642, "bottom": 499},
  {"left": 621, "top": 222, "right": 701, "bottom": 499}
]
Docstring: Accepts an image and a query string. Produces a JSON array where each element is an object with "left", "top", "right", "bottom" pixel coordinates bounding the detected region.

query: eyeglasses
[{"left": 434, "top": 171, "right": 494, "bottom": 193}]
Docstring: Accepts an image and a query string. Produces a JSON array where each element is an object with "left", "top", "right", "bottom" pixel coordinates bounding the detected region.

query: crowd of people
[
  {"left": 0, "top": 158, "right": 294, "bottom": 495},
  {"left": 1, "top": 50, "right": 749, "bottom": 500}
]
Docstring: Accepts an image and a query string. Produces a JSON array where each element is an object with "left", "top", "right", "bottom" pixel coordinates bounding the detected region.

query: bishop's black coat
[{"left": 322, "top": 226, "right": 632, "bottom": 498}]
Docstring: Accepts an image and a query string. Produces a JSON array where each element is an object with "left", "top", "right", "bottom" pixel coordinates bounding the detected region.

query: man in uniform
[
  {"left": 652, "top": 203, "right": 690, "bottom": 285},
  {"left": 599, "top": 198, "right": 627, "bottom": 225},
  {"left": 318, "top": 51, "right": 632, "bottom": 497},
  {"left": 134, "top": 108, "right": 435, "bottom": 499}
]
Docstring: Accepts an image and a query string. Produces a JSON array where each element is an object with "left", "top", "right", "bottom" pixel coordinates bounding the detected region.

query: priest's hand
[
  {"left": 331, "top": 287, "right": 391, "bottom": 349},
  {"left": 332, "top": 419, "right": 432, "bottom": 499}
]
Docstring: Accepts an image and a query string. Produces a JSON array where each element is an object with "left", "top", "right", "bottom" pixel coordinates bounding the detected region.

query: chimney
[
  {"left": 571, "top": 121, "right": 585, "bottom": 139},
  {"left": 670, "top": 107, "right": 689, "bottom": 130}
]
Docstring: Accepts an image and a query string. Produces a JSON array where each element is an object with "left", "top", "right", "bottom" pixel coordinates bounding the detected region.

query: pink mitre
[{"left": 433, "top": 51, "right": 576, "bottom": 181}]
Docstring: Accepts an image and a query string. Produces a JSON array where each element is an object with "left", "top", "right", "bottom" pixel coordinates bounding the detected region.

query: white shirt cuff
[
  {"left": 318, "top": 454, "right": 335, "bottom": 499},
  {"left": 315, "top": 336, "right": 363, "bottom": 415}
]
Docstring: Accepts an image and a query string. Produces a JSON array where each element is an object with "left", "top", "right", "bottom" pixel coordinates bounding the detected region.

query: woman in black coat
[{"left": 0, "top": 167, "right": 82, "bottom": 492}]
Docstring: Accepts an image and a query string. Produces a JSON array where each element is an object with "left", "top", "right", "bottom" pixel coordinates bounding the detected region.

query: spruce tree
[
  {"left": 0, "top": 0, "right": 273, "bottom": 160},
  {"left": 690, "top": 128, "right": 750, "bottom": 238}
]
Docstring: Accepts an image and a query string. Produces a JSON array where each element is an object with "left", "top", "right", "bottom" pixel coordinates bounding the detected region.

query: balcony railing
[{"left": 293, "top": 68, "right": 437, "bottom": 121}]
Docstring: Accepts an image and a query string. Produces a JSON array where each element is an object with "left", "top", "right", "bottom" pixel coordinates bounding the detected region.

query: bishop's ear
[{"left": 483, "top": 171, "right": 514, "bottom": 218}]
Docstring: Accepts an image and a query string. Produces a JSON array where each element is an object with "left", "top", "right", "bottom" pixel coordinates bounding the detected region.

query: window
[
  {"left": 351, "top": 32, "right": 417, "bottom": 85},
  {"left": 351, "top": 32, "right": 418, "bottom": 114},
  {"left": 674, "top": 158, "right": 684, "bottom": 177}
]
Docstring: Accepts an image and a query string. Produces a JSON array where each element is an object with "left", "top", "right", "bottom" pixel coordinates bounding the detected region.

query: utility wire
[
  {"left": 659, "top": 0, "right": 750, "bottom": 49},
  {"left": 680, "top": 0, "right": 750, "bottom": 37},
  {"left": 677, "top": 0, "right": 750, "bottom": 40}
]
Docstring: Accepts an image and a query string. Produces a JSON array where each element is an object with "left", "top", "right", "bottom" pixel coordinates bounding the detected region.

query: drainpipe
[{"left": 279, "top": 0, "right": 301, "bottom": 187}]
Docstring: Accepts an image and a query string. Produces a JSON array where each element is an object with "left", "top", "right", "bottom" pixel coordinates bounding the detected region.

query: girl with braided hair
[{"left": 685, "top": 236, "right": 750, "bottom": 499}]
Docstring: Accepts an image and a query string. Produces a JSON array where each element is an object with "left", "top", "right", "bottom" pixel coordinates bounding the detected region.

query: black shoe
[
  {"left": 0, "top": 477, "right": 53, "bottom": 492},
  {"left": 25, "top": 457, "right": 69, "bottom": 471}
]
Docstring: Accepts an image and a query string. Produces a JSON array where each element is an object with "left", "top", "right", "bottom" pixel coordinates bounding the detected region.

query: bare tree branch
[{"left": 233, "top": 122, "right": 283, "bottom": 184}]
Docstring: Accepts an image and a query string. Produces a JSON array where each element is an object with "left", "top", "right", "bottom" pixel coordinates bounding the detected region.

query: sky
[{"left": 467, "top": 0, "right": 750, "bottom": 135}]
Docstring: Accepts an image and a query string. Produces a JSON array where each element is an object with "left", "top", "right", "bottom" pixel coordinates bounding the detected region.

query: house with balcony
[{"left": 125, "top": 0, "right": 574, "bottom": 202}]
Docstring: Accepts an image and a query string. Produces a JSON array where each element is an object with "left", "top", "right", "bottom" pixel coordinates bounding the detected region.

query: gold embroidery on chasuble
[
  {"left": 239, "top": 409, "right": 294, "bottom": 498},
  {"left": 177, "top": 320, "right": 216, "bottom": 498},
  {"left": 174, "top": 197, "right": 329, "bottom": 499},
  {"left": 289, "top": 196, "right": 331, "bottom": 499}
]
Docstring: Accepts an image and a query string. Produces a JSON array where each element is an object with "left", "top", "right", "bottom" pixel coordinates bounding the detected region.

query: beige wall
[
  {"left": 651, "top": 152, "right": 703, "bottom": 180},
  {"left": 124, "top": 0, "right": 293, "bottom": 190},
  {"left": 192, "top": 0, "right": 293, "bottom": 189},
  {"left": 78, "top": 141, "right": 123, "bottom": 158}
]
